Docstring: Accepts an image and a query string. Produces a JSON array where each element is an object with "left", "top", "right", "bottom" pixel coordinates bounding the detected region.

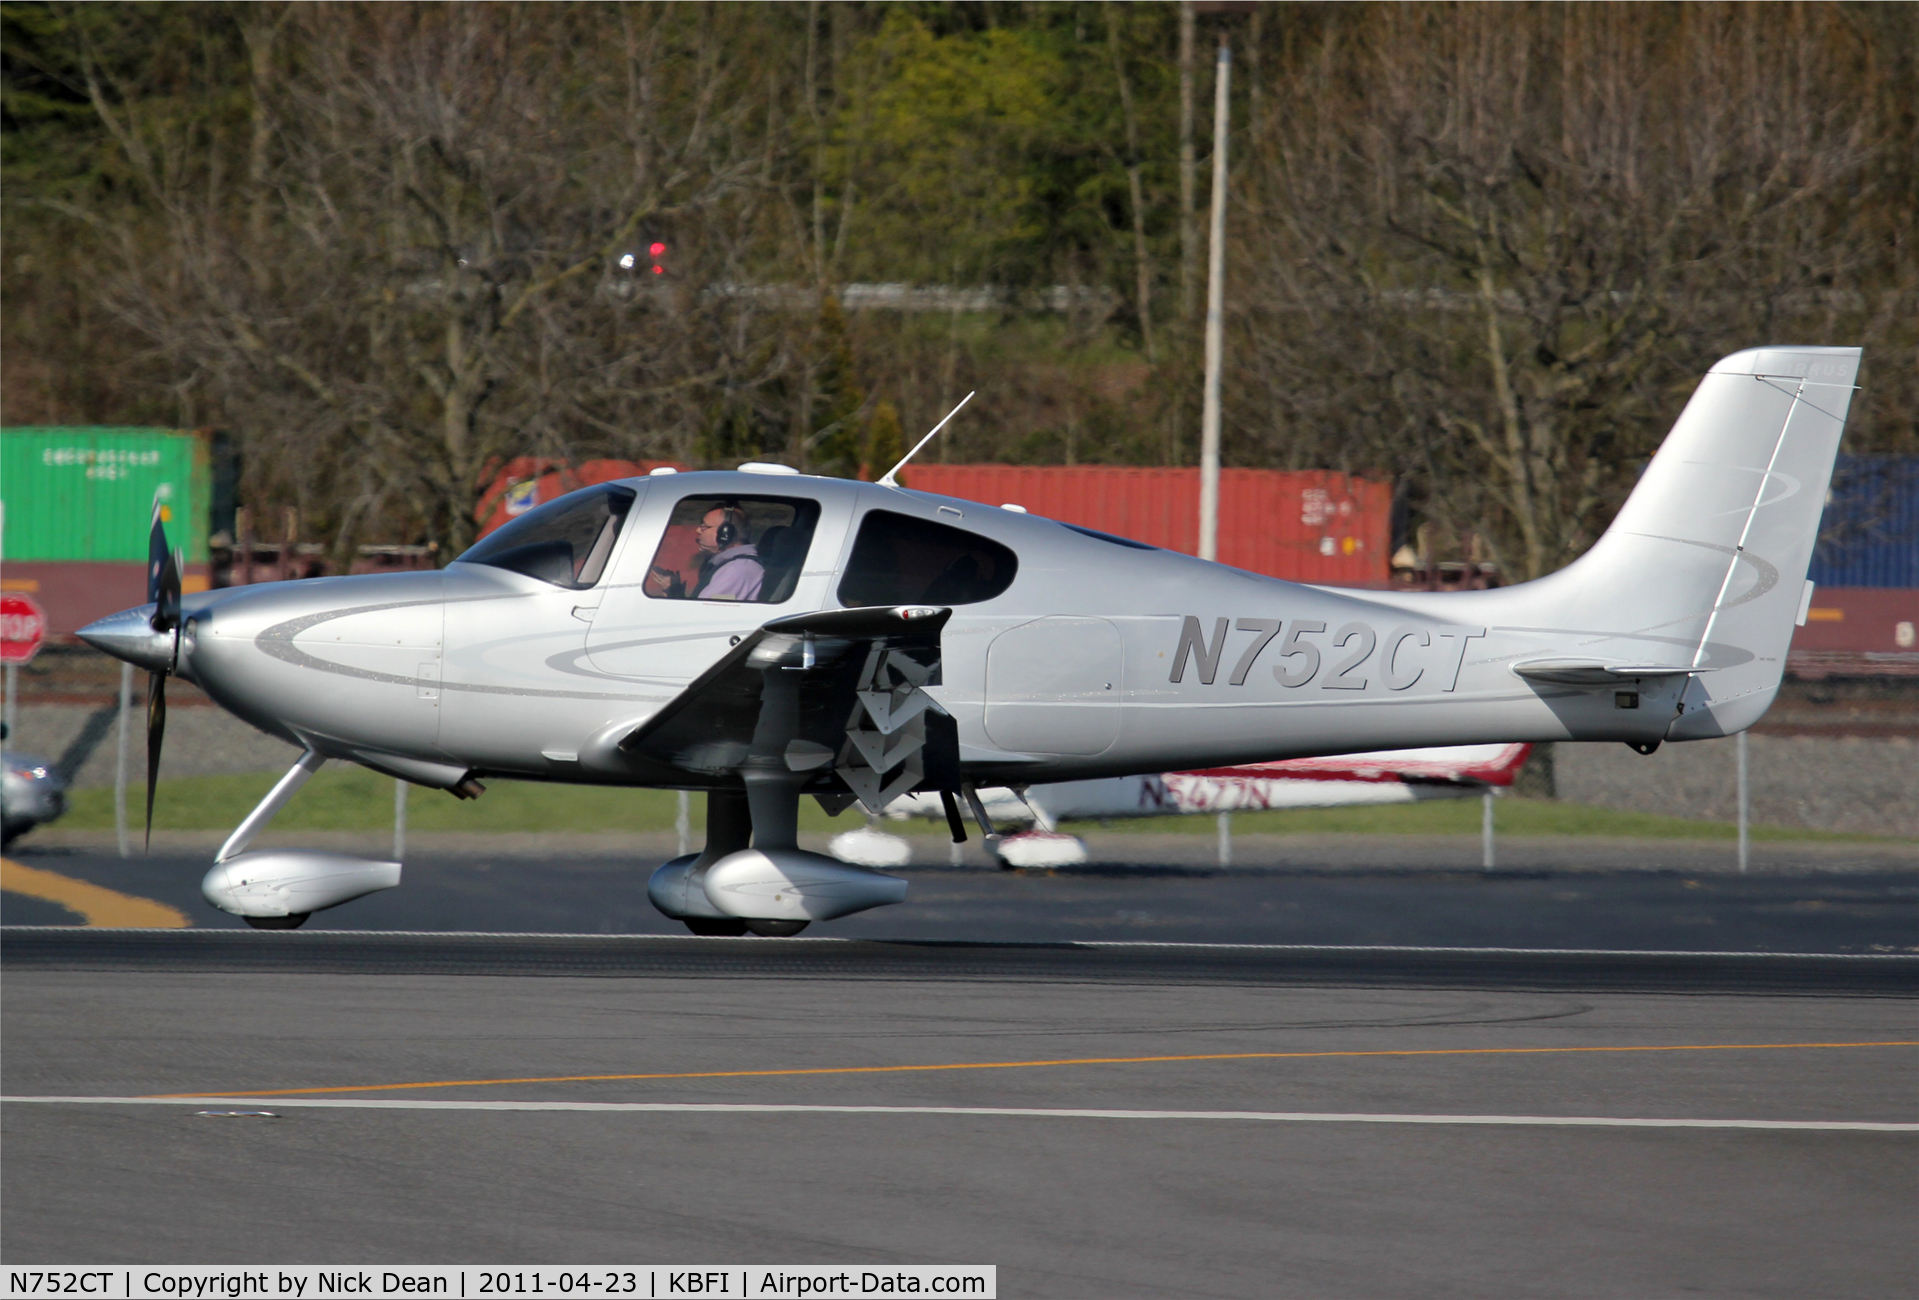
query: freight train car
[{"left": 1792, "top": 456, "right": 1919, "bottom": 678}]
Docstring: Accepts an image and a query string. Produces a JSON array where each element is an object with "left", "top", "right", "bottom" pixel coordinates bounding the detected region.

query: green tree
[{"left": 863, "top": 397, "right": 906, "bottom": 481}]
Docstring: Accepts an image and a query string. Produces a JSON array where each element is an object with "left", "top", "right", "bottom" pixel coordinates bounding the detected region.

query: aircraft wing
[
  {"left": 616, "top": 604, "right": 961, "bottom": 809},
  {"left": 1186, "top": 743, "right": 1533, "bottom": 787},
  {"left": 880, "top": 743, "right": 1534, "bottom": 831}
]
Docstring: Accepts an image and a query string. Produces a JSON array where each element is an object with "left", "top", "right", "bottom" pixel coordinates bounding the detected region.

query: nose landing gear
[{"left": 201, "top": 750, "right": 402, "bottom": 927}]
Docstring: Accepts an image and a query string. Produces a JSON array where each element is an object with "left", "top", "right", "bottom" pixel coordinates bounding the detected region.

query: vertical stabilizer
[{"left": 1574, "top": 346, "right": 1860, "bottom": 737}]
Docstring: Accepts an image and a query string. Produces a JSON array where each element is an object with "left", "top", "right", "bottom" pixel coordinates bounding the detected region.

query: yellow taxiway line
[
  {"left": 0, "top": 858, "right": 189, "bottom": 928},
  {"left": 154, "top": 1040, "right": 1919, "bottom": 1099}
]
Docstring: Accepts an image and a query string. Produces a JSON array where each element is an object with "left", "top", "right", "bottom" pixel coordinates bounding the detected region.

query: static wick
[{"left": 877, "top": 391, "right": 975, "bottom": 488}]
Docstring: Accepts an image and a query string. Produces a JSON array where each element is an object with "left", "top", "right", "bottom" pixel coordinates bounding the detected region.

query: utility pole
[
  {"left": 1736, "top": 730, "right": 1750, "bottom": 874},
  {"left": 1198, "top": 36, "right": 1231, "bottom": 560},
  {"left": 1177, "top": 2, "right": 1199, "bottom": 326},
  {"left": 115, "top": 663, "right": 132, "bottom": 858}
]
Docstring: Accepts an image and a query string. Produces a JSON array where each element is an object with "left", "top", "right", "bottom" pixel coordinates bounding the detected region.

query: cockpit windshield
[{"left": 457, "top": 484, "right": 636, "bottom": 589}]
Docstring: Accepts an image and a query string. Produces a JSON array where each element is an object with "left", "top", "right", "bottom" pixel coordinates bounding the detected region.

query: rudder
[{"left": 1588, "top": 346, "right": 1861, "bottom": 737}]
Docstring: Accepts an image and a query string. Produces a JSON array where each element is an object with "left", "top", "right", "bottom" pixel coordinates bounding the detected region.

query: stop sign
[{"left": 1, "top": 593, "right": 47, "bottom": 665}]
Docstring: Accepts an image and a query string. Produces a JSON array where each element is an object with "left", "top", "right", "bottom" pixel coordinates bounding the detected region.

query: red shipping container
[
  {"left": 474, "top": 457, "right": 689, "bottom": 539},
  {"left": 899, "top": 465, "right": 1391, "bottom": 586}
]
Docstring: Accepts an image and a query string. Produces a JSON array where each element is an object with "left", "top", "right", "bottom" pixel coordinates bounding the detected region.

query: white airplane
[
  {"left": 857, "top": 744, "right": 1530, "bottom": 866},
  {"left": 78, "top": 346, "right": 1859, "bottom": 934}
]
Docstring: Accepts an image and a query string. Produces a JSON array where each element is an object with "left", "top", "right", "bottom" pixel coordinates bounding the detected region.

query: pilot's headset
[{"left": 714, "top": 503, "right": 747, "bottom": 548}]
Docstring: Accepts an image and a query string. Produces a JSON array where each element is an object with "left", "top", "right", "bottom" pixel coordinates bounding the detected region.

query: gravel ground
[
  {"left": 9, "top": 702, "right": 300, "bottom": 788},
  {"left": 12, "top": 702, "right": 1916, "bottom": 838},
  {"left": 1555, "top": 735, "right": 1919, "bottom": 839}
]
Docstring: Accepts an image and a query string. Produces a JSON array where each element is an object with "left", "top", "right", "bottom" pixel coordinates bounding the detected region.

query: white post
[
  {"left": 675, "top": 790, "right": 691, "bottom": 858},
  {"left": 1736, "top": 730, "right": 1750, "bottom": 874},
  {"left": 1216, "top": 811, "right": 1232, "bottom": 866},
  {"left": 1197, "top": 38, "right": 1231, "bottom": 561},
  {"left": 115, "top": 663, "right": 132, "bottom": 859},
  {"left": 1481, "top": 789, "right": 1496, "bottom": 870},
  {"left": 393, "top": 777, "right": 408, "bottom": 861}
]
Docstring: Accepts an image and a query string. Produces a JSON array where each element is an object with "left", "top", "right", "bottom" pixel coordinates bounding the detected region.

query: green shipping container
[{"left": 1, "top": 427, "right": 210, "bottom": 563}]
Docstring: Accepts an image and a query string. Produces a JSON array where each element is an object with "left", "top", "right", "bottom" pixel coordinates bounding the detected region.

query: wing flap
[{"left": 618, "top": 606, "right": 957, "bottom": 804}]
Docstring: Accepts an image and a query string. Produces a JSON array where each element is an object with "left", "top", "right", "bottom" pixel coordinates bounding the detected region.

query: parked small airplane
[
  {"left": 81, "top": 346, "right": 1859, "bottom": 932},
  {"left": 861, "top": 744, "right": 1530, "bottom": 867}
]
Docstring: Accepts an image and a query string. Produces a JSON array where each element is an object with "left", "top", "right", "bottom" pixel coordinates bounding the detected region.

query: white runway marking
[
  {"left": 10, "top": 926, "right": 1917, "bottom": 960},
  {"left": 4, "top": 1096, "right": 1914, "bottom": 1131}
]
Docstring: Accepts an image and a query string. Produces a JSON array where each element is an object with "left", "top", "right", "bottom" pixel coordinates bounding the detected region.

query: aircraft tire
[
  {"left": 243, "top": 913, "right": 310, "bottom": 930},
  {"left": 683, "top": 917, "right": 749, "bottom": 936},
  {"left": 742, "top": 919, "right": 810, "bottom": 938}
]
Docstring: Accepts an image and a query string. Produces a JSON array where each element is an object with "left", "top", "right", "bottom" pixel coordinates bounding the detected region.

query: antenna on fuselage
[{"left": 876, "top": 391, "right": 975, "bottom": 488}]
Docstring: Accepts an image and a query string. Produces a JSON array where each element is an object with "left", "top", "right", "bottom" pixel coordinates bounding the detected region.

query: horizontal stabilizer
[{"left": 1511, "top": 660, "right": 1706, "bottom": 686}]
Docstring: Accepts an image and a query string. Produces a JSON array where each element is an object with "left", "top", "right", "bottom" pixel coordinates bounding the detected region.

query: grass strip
[{"left": 57, "top": 769, "right": 1884, "bottom": 842}]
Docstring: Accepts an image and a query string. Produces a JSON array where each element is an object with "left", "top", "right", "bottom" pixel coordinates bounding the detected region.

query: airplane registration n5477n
[{"left": 81, "top": 346, "right": 1860, "bottom": 933}]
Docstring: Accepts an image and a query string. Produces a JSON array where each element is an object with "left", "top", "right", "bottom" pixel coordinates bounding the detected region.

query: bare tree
[
  {"left": 8, "top": 3, "right": 1911, "bottom": 560},
  {"left": 1234, "top": 3, "right": 1915, "bottom": 579},
  {"left": 69, "top": 3, "right": 788, "bottom": 555}
]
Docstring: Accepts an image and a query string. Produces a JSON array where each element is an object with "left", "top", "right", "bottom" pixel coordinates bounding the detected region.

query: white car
[{"left": 2, "top": 744, "right": 68, "bottom": 848}]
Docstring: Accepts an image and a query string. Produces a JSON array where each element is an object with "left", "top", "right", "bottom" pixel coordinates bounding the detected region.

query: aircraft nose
[{"left": 77, "top": 604, "right": 176, "bottom": 673}]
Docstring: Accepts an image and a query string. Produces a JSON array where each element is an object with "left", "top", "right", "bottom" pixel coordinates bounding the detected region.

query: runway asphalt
[
  {"left": 4, "top": 843, "right": 1916, "bottom": 1294},
  {"left": 7, "top": 842, "right": 1919, "bottom": 952}
]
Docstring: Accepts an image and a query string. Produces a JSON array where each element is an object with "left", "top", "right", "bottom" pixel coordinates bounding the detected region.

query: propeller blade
[
  {"left": 147, "top": 500, "right": 171, "bottom": 607},
  {"left": 154, "top": 549, "right": 182, "bottom": 638},
  {"left": 145, "top": 670, "right": 166, "bottom": 850},
  {"left": 148, "top": 499, "right": 182, "bottom": 643}
]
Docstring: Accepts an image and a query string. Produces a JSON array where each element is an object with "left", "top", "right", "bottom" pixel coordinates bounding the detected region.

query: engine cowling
[{"left": 202, "top": 850, "right": 401, "bottom": 919}]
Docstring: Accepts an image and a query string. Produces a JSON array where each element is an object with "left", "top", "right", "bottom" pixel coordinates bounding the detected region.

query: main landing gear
[
  {"left": 647, "top": 782, "right": 907, "bottom": 937},
  {"left": 644, "top": 622, "right": 927, "bottom": 936},
  {"left": 683, "top": 916, "right": 809, "bottom": 938}
]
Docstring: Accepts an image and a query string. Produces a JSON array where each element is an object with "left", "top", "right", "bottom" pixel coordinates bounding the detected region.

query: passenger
[{"left": 684, "top": 504, "right": 763, "bottom": 601}]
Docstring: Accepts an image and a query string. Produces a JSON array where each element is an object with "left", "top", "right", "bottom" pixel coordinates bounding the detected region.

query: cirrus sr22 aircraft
[{"left": 82, "top": 346, "right": 1859, "bottom": 934}]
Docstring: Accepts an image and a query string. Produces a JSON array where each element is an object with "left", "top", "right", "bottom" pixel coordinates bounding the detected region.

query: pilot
[{"left": 685, "top": 503, "right": 763, "bottom": 601}]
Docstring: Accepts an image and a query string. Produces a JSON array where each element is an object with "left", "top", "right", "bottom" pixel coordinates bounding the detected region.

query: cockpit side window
[
  {"left": 644, "top": 495, "right": 821, "bottom": 604},
  {"left": 457, "top": 484, "right": 636, "bottom": 590},
  {"left": 837, "top": 510, "right": 1018, "bottom": 607}
]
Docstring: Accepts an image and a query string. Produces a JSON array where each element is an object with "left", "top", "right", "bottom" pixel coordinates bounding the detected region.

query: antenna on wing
[{"left": 877, "top": 391, "right": 974, "bottom": 487}]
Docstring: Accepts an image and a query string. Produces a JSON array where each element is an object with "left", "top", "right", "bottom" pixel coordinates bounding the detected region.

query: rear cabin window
[
  {"left": 837, "top": 510, "right": 1018, "bottom": 607},
  {"left": 457, "top": 484, "right": 635, "bottom": 590},
  {"left": 644, "top": 495, "right": 821, "bottom": 604}
]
